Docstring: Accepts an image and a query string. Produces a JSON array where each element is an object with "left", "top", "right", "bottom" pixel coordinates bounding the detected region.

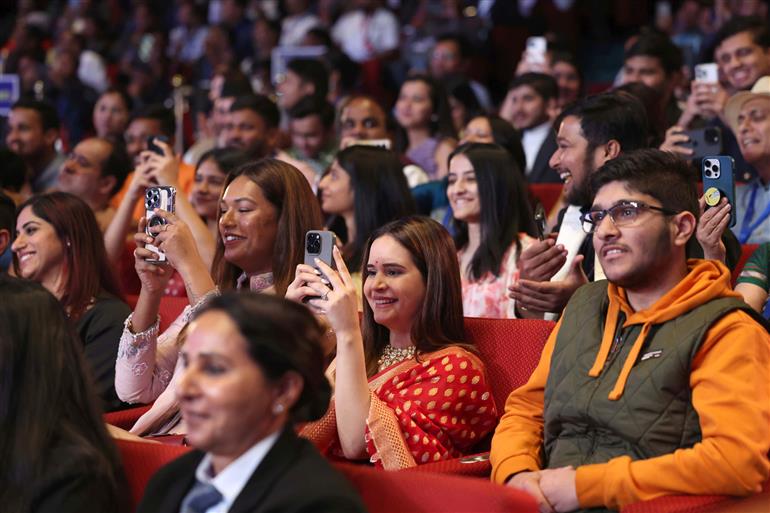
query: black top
[
  {"left": 30, "top": 438, "right": 128, "bottom": 513},
  {"left": 137, "top": 427, "right": 367, "bottom": 513},
  {"left": 75, "top": 294, "right": 131, "bottom": 412}
]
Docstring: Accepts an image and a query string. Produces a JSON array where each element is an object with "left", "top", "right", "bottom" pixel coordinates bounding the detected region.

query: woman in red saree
[{"left": 289, "top": 216, "right": 497, "bottom": 469}]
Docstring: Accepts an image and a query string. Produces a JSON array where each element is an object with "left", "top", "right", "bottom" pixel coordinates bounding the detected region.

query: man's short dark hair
[
  {"left": 508, "top": 73, "right": 558, "bottom": 102},
  {"left": 220, "top": 70, "right": 254, "bottom": 99},
  {"left": 11, "top": 98, "right": 60, "bottom": 131},
  {"left": 556, "top": 91, "right": 650, "bottom": 153},
  {"left": 590, "top": 148, "right": 699, "bottom": 219},
  {"left": 99, "top": 140, "right": 133, "bottom": 196},
  {"left": 129, "top": 104, "right": 176, "bottom": 137},
  {"left": 0, "top": 149, "right": 26, "bottom": 192},
  {"left": 230, "top": 94, "right": 280, "bottom": 129},
  {"left": 625, "top": 31, "right": 683, "bottom": 75},
  {"left": 0, "top": 190, "right": 14, "bottom": 237},
  {"left": 287, "top": 95, "right": 335, "bottom": 129},
  {"left": 435, "top": 32, "right": 471, "bottom": 59},
  {"left": 286, "top": 58, "right": 329, "bottom": 100},
  {"left": 713, "top": 15, "right": 770, "bottom": 51}
]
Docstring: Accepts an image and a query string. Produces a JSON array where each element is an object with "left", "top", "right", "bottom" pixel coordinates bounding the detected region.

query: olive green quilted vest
[{"left": 543, "top": 280, "right": 749, "bottom": 469}]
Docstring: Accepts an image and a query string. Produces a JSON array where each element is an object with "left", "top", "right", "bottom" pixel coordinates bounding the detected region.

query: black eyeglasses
[{"left": 580, "top": 201, "right": 679, "bottom": 234}]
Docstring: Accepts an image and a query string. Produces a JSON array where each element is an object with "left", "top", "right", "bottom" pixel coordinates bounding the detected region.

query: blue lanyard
[{"left": 738, "top": 182, "right": 770, "bottom": 244}]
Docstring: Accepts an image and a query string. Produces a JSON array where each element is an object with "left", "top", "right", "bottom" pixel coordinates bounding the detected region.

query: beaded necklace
[{"left": 377, "top": 344, "right": 416, "bottom": 372}]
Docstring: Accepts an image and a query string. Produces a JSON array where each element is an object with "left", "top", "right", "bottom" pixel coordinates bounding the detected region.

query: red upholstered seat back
[
  {"left": 335, "top": 462, "right": 538, "bottom": 512},
  {"left": 464, "top": 317, "right": 555, "bottom": 413},
  {"left": 115, "top": 439, "right": 192, "bottom": 510},
  {"left": 528, "top": 183, "right": 564, "bottom": 215}
]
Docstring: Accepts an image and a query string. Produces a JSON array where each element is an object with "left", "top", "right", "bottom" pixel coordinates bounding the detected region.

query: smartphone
[
  {"left": 534, "top": 203, "right": 547, "bottom": 241},
  {"left": 702, "top": 156, "right": 736, "bottom": 228},
  {"left": 694, "top": 63, "right": 719, "bottom": 84},
  {"left": 144, "top": 186, "right": 176, "bottom": 263},
  {"left": 679, "top": 126, "right": 722, "bottom": 161},
  {"left": 146, "top": 135, "right": 169, "bottom": 156},
  {"left": 525, "top": 36, "right": 547, "bottom": 64},
  {"left": 303, "top": 230, "right": 336, "bottom": 302}
]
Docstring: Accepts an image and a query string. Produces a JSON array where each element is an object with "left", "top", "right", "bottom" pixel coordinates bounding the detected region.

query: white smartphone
[
  {"left": 526, "top": 37, "right": 547, "bottom": 64},
  {"left": 694, "top": 63, "right": 719, "bottom": 84}
]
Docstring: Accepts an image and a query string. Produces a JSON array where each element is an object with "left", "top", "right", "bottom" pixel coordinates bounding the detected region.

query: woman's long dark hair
[
  {"left": 14, "top": 192, "right": 122, "bottom": 320},
  {"left": 394, "top": 74, "right": 457, "bottom": 153},
  {"left": 0, "top": 276, "right": 127, "bottom": 512},
  {"left": 211, "top": 158, "right": 323, "bottom": 295},
  {"left": 332, "top": 146, "right": 416, "bottom": 272},
  {"left": 449, "top": 143, "right": 536, "bottom": 280},
  {"left": 361, "top": 216, "right": 468, "bottom": 377}
]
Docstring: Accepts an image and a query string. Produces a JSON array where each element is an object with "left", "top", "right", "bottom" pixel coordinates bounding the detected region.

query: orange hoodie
[{"left": 490, "top": 260, "right": 770, "bottom": 510}]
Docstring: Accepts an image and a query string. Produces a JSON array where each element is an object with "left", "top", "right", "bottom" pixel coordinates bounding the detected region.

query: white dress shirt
[{"left": 521, "top": 121, "right": 552, "bottom": 175}]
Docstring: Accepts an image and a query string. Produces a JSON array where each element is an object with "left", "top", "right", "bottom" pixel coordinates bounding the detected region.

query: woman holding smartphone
[
  {"left": 447, "top": 143, "right": 536, "bottom": 318},
  {"left": 114, "top": 159, "right": 322, "bottom": 436},
  {"left": 289, "top": 216, "right": 497, "bottom": 468}
]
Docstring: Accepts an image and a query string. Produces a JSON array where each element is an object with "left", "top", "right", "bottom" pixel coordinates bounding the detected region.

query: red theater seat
[
  {"left": 115, "top": 439, "right": 191, "bottom": 510},
  {"left": 528, "top": 183, "right": 564, "bottom": 216},
  {"left": 105, "top": 404, "right": 153, "bottom": 430},
  {"left": 336, "top": 462, "right": 539, "bottom": 513}
]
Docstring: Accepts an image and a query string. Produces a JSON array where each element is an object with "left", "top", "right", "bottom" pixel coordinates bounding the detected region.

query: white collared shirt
[
  {"left": 521, "top": 120, "right": 553, "bottom": 174},
  {"left": 192, "top": 430, "right": 281, "bottom": 513}
]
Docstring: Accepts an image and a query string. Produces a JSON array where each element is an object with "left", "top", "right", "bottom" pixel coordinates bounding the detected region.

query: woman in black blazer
[
  {"left": 0, "top": 275, "right": 129, "bottom": 513},
  {"left": 137, "top": 292, "right": 366, "bottom": 513}
]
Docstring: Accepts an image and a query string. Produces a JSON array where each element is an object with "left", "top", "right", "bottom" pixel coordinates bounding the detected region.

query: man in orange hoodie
[{"left": 491, "top": 149, "right": 770, "bottom": 512}]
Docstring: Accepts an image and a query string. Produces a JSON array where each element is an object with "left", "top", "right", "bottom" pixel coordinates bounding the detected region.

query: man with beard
[
  {"left": 221, "top": 94, "right": 280, "bottom": 159},
  {"left": 491, "top": 149, "right": 770, "bottom": 513},
  {"left": 510, "top": 92, "right": 648, "bottom": 317}
]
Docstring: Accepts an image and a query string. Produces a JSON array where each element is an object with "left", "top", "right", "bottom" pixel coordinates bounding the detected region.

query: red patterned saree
[{"left": 301, "top": 346, "right": 498, "bottom": 469}]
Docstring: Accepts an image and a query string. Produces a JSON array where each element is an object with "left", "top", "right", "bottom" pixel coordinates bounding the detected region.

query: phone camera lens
[{"left": 306, "top": 233, "right": 322, "bottom": 254}]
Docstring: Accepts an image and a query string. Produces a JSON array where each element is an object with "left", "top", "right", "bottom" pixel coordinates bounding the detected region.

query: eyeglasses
[{"left": 580, "top": 201, "right": 679, "bottom": 234}]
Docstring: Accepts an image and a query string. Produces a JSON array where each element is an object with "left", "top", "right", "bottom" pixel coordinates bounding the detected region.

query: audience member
[
  {"left": 92, "top": 88, "right": 132, "bottom": 143},
  {"left": 331, "top": 0, "right": 399, "bottom": 63},
  {"left": 724, "top": 76, "right": 770, "bottom": 244},
  {"left": 491, "top": 149, "right": 770, "bottom": 512},
  {"left": 189, "top": 148, "right": 249, "bottom": 244},
  {"left": 286, "top": 95, "right": 336, "bottom": 177},
  {"left": 511, "top": 92, "right": 650, "bottom": 317},
  {"left": 429, "top": 33, "right": 492, "bottom": 110},
  {"left": 621, "top": 30, "right": 684, "bottom": 129},
  {"left": 460, "top": 114, "right": 527, "bottom": 173},
  {"left": 222, "top": 94, "right": 281, "bottom": 159},
  {"left": 136, "top": 292, "right": 366, "bottom": 513},
  {"left": 167, "top": 0, "right": 209, "bottom": 66},
  {"left": 448, "top": 143, "right": 536, "bottom": 318},
  {"left": 0, "top": 275, "right": 129, "bottom": 513},
  {"left": 499, "top": 73, "right": 561, "bottom": 183},
  {"left": 319, "top": 145, "right": 416, "bottom": 279},
  {"left": 276, "top": 58, "right": 329, "bottom": 112},
  {"left": 446, "top": 76, "right": 484, "bottom": 136},
  {"left": 5, "top": 98, "right": 64, "bottom": 193},
  {"left": 735, "top": 242, "right": 770, "bottom": 317},
  {"left": 551, "top": 51, "right": 584, "bottom": 109},
  {"left": 394, "top": 74, "right": 457, "bottom": 180},
  {"left": 115, "top": 160, "right": 322, "bottom": 430},
  {"left": 12, "top": 192, "right": 131, "bottom": 411},
  {"left": 56, "top": 137, "right": 132, "bottom": 231},
  {"left": 293, "top": 216, "right": 498, "bottom": 468},
  {"left": 279, "top": 0, "right": 322, "bottom": 47}
]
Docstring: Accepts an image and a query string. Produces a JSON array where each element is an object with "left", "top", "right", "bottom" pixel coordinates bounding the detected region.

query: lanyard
[{"left": 739, "top": 182, "right": 770, "bottom": 244}]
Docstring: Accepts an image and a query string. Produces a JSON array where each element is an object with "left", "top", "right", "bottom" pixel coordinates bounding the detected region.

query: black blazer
[
  {"left": 528, "top": 129, "right": 562, "bottom": 184},
  {"left": 137, "top": 427, "right": 366, "bottom": 513}
]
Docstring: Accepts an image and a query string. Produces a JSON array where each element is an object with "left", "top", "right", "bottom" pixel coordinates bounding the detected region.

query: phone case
[
  {"left": 702, "top": 156, "right": 736, "bottom": 228},
  {"left": 681, "top": 127, "right": 722, "bottom": 161},
  {"left": 694, "top": 63, "right": 719, "bottom": 83},
  {"left": 304, "top": 230, "right": 336, "bottom": 273},
  {"left": 145, "top": 186, "right": 177, "bottom": 263}
]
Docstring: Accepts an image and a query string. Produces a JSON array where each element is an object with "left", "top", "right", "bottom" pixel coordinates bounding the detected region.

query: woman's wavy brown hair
[{"left": 212, "top": 158, "right": 322, "bottom": 295}]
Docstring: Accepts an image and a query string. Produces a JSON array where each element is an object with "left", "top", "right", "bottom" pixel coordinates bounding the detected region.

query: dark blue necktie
[{"left": 179, "top": 480, "right": 223, "bottom": 513}]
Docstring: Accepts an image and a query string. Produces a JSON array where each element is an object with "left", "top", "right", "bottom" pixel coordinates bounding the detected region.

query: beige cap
[{"left": 724, "top": 76, "right": 770, "bottom": 130}]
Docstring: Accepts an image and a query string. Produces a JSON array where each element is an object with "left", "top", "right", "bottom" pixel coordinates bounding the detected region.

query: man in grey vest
[{"left": 491, "top": 149, "right": 770, "bottom": 512}]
